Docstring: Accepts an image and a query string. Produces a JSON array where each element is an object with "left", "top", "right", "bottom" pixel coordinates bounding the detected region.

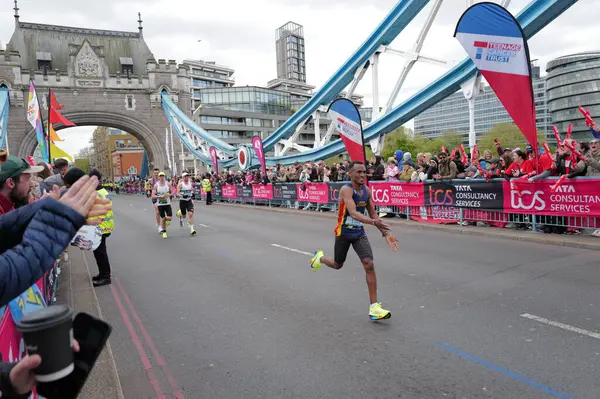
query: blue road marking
[{"left": 435, "top": 342, "right": 576, "bottom": 399}]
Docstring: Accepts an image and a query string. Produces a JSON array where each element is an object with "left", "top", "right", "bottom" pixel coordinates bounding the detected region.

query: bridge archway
[{"left": 18, "top": 111, "right": 167, "bottom": 170}]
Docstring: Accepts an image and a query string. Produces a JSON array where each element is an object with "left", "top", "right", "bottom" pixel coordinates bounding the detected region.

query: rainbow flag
[{"left": 26, "top": 81, "right": 47, "bottom": 160}]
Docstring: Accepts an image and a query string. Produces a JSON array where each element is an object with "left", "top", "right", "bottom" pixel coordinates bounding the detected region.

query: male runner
[
  {"left": 176, "top": 172, "right": 196, "bottom": 235},
  {"left": 310, "top": 161, "right": 399, "bottom": 320},
  {"left": 147, "top": 168, "right": 161, "bottom": 233},
  {"left": 152, "top": 172, "right": 173, "bottom": 239}
]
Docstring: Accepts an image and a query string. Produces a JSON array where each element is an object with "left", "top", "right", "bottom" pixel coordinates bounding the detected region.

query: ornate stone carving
[
  {"left": 76, "top": 42, "right": 100, "bottom": 77},
  {"left": 76, "top": 80, "right": 101, "bottom": 87}
]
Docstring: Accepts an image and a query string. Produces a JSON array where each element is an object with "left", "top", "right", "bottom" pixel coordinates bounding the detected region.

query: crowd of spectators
[{"left": 0, "top": 154, "right": 111, "bottom": 397}]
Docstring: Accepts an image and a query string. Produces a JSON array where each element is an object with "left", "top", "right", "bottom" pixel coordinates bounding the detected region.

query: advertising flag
[
  {"left": 328, "top": 98, "right": 366, "bottom": 163},
  {"left": 251, "top": 136, "right": 266, "bottom": 176},
  {"left": 209, "top": 146, "right": 219, "bottom": 174},
  {"left": 26, "top": 81, "right": 48, "bottom": 161},
  {"left": 454, "top": 3, "right": 538, "bottom": 155}
]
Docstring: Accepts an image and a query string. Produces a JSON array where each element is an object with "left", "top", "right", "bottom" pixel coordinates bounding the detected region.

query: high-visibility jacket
[
  {"left": 90, "top": 188, "right": 114, "bottom": 235},
  {"left": 202, "top": 178, "right": 212, "bottom": 192}
]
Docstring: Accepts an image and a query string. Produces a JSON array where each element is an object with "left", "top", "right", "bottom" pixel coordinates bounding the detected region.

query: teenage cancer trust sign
[{"left": 454, "top": 2, "right": 538, "bottom": 154}]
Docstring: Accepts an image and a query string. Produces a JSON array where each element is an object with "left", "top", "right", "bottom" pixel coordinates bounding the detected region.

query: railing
[{"left": 191, "top": 178, "right": 600, "bottom": 233}]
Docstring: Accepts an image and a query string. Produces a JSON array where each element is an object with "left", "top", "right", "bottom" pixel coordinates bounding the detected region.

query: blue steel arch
[{"left": 161, "top": 0, "right": 578, "bottom": 169}]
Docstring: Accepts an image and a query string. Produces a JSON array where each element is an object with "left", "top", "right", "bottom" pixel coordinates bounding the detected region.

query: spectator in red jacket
[{"left": 505, "top": 150, "right": 533, "bottom": 178}]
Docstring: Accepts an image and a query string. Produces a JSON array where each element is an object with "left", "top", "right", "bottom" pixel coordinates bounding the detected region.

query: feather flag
[
  {"left": 455, "top": 2, "right": 538, "bottom": 155},
  {"left": 26, "top": 81, "right": 47, "bottom": 161},
  {"left": 50, "top": 92, "right": 64, "bottom": 111}
]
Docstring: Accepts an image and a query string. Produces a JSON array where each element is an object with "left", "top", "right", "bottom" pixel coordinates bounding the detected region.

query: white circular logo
[{"left": 237, "top": 146, "right": 250, "bottom": 170}]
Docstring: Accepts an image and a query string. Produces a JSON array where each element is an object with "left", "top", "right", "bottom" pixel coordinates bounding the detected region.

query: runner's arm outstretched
[
  {"left": 341, "top": 186, "right": 387, "bottom": 230},
  {"left": 367, "top": 188, "right": 399, "bottom": 251}
]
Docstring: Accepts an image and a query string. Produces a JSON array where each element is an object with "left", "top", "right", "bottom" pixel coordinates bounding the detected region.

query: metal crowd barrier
[{"left": 191, "top": 178, "right": 600, "bottom": 234}]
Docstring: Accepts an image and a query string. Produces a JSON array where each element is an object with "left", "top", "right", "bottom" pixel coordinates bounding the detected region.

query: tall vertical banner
[
  {"left": 455, "top": 3, "right": 538, "bottom": 156},
  {"left": 26, "top": 80, "right": 47, "bottom": 161},
  {"left": 0, "top": 87, "right": 9, "bottom": 151},
  {"left": 328, "top": 98, "right": 366, "bottom": 163},
  {"left": 251, "top": 136, "right": 266, "bottom": 176},
  {"left": 165, "top": 127, "right": 172, "bottom": 173},
  {"left": 209, "top": 146, "right": 219, "bottom": 174}
]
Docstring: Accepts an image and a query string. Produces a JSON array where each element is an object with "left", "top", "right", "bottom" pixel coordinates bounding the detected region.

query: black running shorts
[
  {"left": 334, "top": 234, "right": 373, "bottom": 265},
  {"left": 179, "top": 200, "right": 194, "bottom": 216},
  {"left": 152, "top": 198, "right": 158, "bottom": 205},
  {"left": 158, "top": 205, "right": 172, "bottom": 219}
]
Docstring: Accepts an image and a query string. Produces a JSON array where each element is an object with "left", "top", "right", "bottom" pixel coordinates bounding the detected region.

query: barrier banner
[
  {"left": 411, "top": 205, "right": 461, "bottom": 224},
  {"left": 502, "top": 179, "right": 600, "bottom": 216},
  {"left": 213, "top": 184, "right": 222, "bottom": 199},
  {"left": 221, "top": 184, "right": 237, "bottom": 199},
  {"left": 328, "top": 182, "right": 345, "bottom": 203},
  {"left": 237, "top": 185, "right": 253, "bottom": 202},
  {"left": 252, "top": 184, "right": 273, "bottom": 200},
  {"left": 297, "top": 183, "right": 329, "bottom": 203},
  {"left": 370, "top": 181, "right": 424, "bottom": 207},
  {"left": 273, "top": 183, "right": 298, "bottom": 201}
]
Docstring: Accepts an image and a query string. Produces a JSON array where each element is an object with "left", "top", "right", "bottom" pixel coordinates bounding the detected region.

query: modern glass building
[
  {"left": 276, "top": 22, "right": 306, "bottom": 83},
  {"left": 546, "top": 51, "right": 600, "bottom": 142},
  {"left": 414, "top": 69, "right": 551, "bottom": 143},
  {"left": 183, "top": 59, "right": 235, "bottom": 112}
]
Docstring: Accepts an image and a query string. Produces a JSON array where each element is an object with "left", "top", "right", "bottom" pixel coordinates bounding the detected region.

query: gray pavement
[{"left": 90, "top": 195, "right": 599, "bottom": 399}]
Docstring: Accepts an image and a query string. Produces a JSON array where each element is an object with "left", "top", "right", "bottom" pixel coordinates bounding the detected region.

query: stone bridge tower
[{"left": 0, "top": 5, "right": 191, "bottom": 171}]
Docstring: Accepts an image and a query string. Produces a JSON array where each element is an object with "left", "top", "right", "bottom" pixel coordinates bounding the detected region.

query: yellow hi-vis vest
[
  {"left": 202, "top": 178, "right": 212, "bottom": 192},
  {"left": 90, "top": 188, "right": 114, "bottom": 235}
]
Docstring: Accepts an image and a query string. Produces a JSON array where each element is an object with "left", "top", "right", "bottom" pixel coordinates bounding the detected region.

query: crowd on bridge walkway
[{"left": 0, "top": 152, "right": 112, "bottom": 397}]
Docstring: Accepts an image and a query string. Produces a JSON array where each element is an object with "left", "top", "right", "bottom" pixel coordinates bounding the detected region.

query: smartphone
[{"left": 36, "top": 312, "right": 112, "bottom": 399}]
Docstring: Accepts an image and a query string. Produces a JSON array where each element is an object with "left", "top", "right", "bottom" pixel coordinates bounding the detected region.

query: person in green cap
[{"left": 0, "top": 156, "right": 43, "bottom": 215}]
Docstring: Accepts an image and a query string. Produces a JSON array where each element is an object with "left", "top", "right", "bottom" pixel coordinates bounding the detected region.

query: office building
[
  {"left": 191, "top": 22, "right": 370, "bottom": 156},
  {"left": 90, "top": 127, "right": 144, "bottom": 181},
  {"left": 546, "top": 51, "right": 600, "bottom": 142},
  {"left": 184, "top": 59, "right": 235, "bottom": 112},
  {"left": 414, "top": 66, "right": 551, "bottom": 143},
  {"left": 276, "top": 22, "right": 306, "bottom": 83}
]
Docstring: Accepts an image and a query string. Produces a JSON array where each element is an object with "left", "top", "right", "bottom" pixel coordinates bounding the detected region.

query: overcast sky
[{"left": 1, "top": 0, "right": 598, "bottom": 157}]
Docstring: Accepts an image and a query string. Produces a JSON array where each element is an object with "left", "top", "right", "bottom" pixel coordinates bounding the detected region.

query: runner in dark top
[{"left": 310, "top": 161, "right": 399, "bottom": 320}]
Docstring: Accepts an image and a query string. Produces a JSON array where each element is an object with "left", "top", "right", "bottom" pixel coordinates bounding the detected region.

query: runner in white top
[
  {"left": 152, "top": 172, "right": 173, "bottom": 239},
  {"left": 176, "top": 172, "right": 196, "bottom": 235}
]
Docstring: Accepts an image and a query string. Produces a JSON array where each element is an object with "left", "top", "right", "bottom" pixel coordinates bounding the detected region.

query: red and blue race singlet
[{"left": 334, "top": 183, "right": 368, "bottom": 237}]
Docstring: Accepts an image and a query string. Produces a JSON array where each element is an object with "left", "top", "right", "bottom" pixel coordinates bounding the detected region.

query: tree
[{"left": 478, "top": 123, "right": 545, "bottom": 154}]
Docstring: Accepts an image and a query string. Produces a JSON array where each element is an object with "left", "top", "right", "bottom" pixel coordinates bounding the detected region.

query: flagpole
[{"left": 47, "top": 89, "right": 52, "bottom": 163}]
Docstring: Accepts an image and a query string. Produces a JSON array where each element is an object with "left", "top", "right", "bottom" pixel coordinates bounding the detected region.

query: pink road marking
[
  {"left": 110, "top": 283, "right": 167, "bottom": 398},
  {"left": 116, "top": 278, "right": 184, "bottom": 399}
]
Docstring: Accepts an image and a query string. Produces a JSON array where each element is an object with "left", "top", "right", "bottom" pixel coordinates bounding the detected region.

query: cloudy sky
[{"left": 1, "top": 0, "right": 598, "bottom": 157}]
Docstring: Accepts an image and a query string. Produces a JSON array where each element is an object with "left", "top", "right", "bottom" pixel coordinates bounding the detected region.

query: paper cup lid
[
  {"left": 16, "top": 305, "right": 72, "bottom": 332},
  {"left": 70, "top": 226, "right": 102, "bottom": 251}
]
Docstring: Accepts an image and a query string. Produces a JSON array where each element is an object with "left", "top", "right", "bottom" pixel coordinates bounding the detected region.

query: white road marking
[
  {"left": 271, "top": 244, "right": 312, "bottom": 256},
  {"left": 521, "top": 313, "right": 600, "bottom": 340},
  {"left": 198, "top": 223, "right": 211, "bottom": 228}
]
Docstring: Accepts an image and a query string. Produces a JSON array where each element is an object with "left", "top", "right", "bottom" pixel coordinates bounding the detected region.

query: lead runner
[{"left": 310, "top": 161, "right": 399, "bottom": 320}]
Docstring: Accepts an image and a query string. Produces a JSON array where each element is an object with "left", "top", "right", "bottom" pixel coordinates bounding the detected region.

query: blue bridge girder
[{"left": 164, "top": 0, "right": 578, "bottom": 170}]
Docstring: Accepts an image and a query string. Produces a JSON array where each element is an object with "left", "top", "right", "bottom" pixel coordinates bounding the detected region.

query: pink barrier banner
[
  {"left": 221, "top": 184, "right": 237, "bottom": 199},
  {"left": 370, "top": 181, "right": 425, "bottom": 207},
  {"left": 252, "top": 184, "right": 273, "bottom": 200},
  {"left": 503, "top": 179, "right": 600, "bottom": 216},
  {"left": 297, "top": 183, "right": 329, "bottom": 203}
]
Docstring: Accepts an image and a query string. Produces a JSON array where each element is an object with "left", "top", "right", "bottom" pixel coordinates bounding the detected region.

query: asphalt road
[{"left": 87, "top": 194, "right": 600, "bottom": 399}]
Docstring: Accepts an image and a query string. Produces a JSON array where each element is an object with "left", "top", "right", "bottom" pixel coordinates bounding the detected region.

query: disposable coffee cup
[{"left": 16, "top": 305, "right": 74, "bottom": 382}]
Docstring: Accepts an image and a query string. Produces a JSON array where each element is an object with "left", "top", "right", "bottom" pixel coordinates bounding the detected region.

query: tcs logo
[
  {"left": 510, "top": 190, "right": 545, "bottom": 211},
  {"left": 428, "top": 188, "right": 453, "bottom": 206},
  {"left": 371, "top": 187, "right": 390, "bottom": 203}
]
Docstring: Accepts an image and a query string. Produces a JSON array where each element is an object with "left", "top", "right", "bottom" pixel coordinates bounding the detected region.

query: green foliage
[
  {"left": 74, "top": 158, "right": 90, "bottom": 174},
  {"left": 478, "top": 123, "right": 545, "bottom": 153}
]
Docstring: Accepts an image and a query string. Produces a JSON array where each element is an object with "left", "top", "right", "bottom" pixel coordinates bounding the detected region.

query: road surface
[{"left": 87, "top": 194, "right": 600, "bottom": 399}]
